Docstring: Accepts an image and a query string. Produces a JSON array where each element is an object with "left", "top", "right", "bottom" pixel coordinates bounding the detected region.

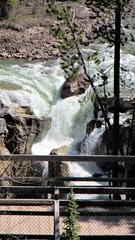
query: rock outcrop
[
  {"left": 50, "top": 145, "right": 68, "bottom": 155},
  {"left": 60, "top": 74, "right": 90, "bottom": 98},
  {"left": 0, "top": 101, "right": 51, "bottom": 198},
  {"left": 80, "top": 96, "right": 135, "bottom": 156},
  {"left": 49, "top": 145, "right": 69, "bottom": 199},
  {"left": 0, "top": 102, "right": 45, "bottom": 154}
]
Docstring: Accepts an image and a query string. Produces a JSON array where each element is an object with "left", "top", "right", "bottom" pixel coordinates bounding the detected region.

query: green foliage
[
  {"left": 9, "top": 0, "right": 20, "bottom": 7},
  {"left": 48, "top": 2, "right": 84, "bottom": 79},
  {"left": 61, "top": 189, "right": 80, "bottom": 240},
  {"left": 87, "top": 51, "right": 101, "bottom": 65}
]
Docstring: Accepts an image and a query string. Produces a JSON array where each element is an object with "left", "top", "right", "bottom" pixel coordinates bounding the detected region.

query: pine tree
[{"left": 61, "top": 188, "right": 80, "bottom": 240}]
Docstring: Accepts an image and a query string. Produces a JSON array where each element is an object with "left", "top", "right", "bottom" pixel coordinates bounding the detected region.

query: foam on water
[
  {"left": 0, "top": 41, "right": 135, "bottom": 198},
  {"left": 0, "top": 59, "right": 65, "bottom": 116}
]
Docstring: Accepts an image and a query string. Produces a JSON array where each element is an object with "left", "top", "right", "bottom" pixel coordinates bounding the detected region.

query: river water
[
  {"left": 0, "top": 42, "right": 135, "bottom": 155},
  {"left": 0, "top": 58, "right": 94, "bottom": 155},
  {"left": 0, "top": 41, "right": 135, "bottom": 199}
]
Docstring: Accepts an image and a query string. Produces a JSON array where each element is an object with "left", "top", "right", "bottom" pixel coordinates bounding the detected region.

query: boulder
[
  {"left": 60, "top": 74, "right": 90, "bottom": 98},
  {"left": 50, "top": 145, "right": 68, "bottom": 155},
  {"left": 0, "top": 102, "right": 51, "bottom": 198},
  {"left": 4, "top": 104, "right": 41, "bottom": 154},
  {"left": 49, "top": 145, "right": 69, "bottom": 199},
  {"left": 92, "top": 96, "right": 134, "bottom": 119}
]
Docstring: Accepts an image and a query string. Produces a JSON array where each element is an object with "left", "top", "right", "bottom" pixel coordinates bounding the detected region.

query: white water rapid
[
  {"left": 0, "top": 42, "right": 135, "bottom": 199},
  {"left": 1, "top": 44, "right": 135, "bottom": 156}
]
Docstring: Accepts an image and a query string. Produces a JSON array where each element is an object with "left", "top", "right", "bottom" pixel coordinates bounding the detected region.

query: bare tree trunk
[
  {"left": 112, "top": 0, "right": 121, "bottom": 200},
  {"left": 113, "top": 0, "right": 121, "bottom": 155},
  {"left": 0, "top": 0, "right": 10, "bottom": 19}
]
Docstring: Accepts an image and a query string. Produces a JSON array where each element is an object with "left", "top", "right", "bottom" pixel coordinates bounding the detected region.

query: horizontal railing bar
[
  {"left": 0, "top": 199, "right": 135, "bottom": 206},
  {"left": 0, "top": 186, "right": 54, "bottom": 193},
  {"left": 1, "top": 235, "right": 133, "bottom": 240},
  {"left": 0, "top": 234, "right": 135, "bottom": 240},
  {"left": 60, "top": 186, "right": 135, "bottom": 194},
  {"left": 0, "top": 177, "right": 42, "bottom": 183},
  {"left": 0, "top": 210, "right": 54, "bottom": 215},
  {"left": 63, "top": 211, "right": 135, "bottom": 216},
  {"left": 0, "top": 199, "right": 53, "bottom": 205},
  {"left": 75, "top": 200, "right": 135, "bottom": 206},
  {"left": 79, "top": 236, "right": 135, "bottom": 240},
  {"left": 1, "top": 176, "right": 135, "bottom": 182},
  {"left": 0, "top": 199, "right": 134, "bottom": 206},
  {"left": 0, "top": 235, "right": 133, "bottom": 239},
  {"left": 0, "top": 186, "right": 135, "bottom": 194},
  {"left": 0, "top": 235, "right": 54, "bottom": 239},
  {"left": 0, "top": 154, "right": 135, "bottom": 162},
  {"left": 0, "top": 210, "right": 134, "bottom": 217}
]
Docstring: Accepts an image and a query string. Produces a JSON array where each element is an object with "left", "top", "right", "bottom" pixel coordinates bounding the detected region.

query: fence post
[{"left": 54, "top": 187, "right": 60, "bottom": 240}]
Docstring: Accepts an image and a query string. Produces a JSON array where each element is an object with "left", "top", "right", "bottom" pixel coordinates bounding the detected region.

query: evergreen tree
[{"left": 61, "top": 188, "right": 80, "bottom": 240}]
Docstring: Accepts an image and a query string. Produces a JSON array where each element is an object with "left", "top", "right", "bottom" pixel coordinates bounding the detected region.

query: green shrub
[{"left": 9, "top": 0, "right": 20, "bottom": 7}]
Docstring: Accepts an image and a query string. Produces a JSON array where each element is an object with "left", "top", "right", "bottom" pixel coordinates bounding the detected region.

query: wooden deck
[
  {"left": 0, "top": 155, "right": 135, "bottom": 238},
  {"left": 0, "top": 205, "right": 134, "bottom": 236}
]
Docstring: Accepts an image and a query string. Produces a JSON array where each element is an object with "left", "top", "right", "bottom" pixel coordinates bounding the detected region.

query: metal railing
[{"left": 0, "top": 155, "right": 135, "bottom": 239}]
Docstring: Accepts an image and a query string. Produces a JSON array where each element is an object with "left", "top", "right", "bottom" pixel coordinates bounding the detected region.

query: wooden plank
[{"left": 0, "top": 199, "right": 53, "bottom": 205}]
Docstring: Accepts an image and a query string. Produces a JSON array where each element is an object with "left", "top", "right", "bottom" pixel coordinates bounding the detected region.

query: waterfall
[
  {"left": 0, "top": 44, "right": 135, "bottom": 155},
  {"left": 0, "top": 59, "right": 94, "bottom": 154},
  {"left": 32, "top": 93, "right": 93, "bottom": 155},
  {"left": 80, "top": 126, "right": 105, "bottom": 155},
  {"left": 0, "top": 41, "right": 135, "bottom": 199}
]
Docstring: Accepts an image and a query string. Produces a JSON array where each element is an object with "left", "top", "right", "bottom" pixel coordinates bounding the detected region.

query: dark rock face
[
  {"left": 80, "top": 95, "right": 135, "bottom": 156},
  {"left": 60, "top": 74, "right": 90, "bottom": 98},
  {"left": 0, "top": 102, "right": 51, "bottom": 198},
  {"left": 0, "top": 103, "right": 42, "bottom": 154}
]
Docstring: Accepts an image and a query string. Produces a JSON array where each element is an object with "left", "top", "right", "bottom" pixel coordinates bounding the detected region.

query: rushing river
[
  {"left": 0, "top": 43, "right": 135, "bottom": 155},
  {"left": 0, "top": 42, "right": 135, "bottom": 199}
]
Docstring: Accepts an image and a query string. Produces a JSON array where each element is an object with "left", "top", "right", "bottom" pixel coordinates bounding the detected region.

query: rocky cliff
[{"left": 0, "top": 101, "right": 50, "bottom": 154}]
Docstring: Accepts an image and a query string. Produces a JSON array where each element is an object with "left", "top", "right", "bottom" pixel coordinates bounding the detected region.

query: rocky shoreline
[
  {"left": 0, "top": 0, "right": 115, "bottom": 60},
  {"left": 0, "top": 0, "right": 134, "bottom": 61}
]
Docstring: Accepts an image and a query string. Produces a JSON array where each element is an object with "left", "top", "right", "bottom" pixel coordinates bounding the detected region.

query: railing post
[{"left": 54, "top": 187, "right": 60, "bottom": 240}]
